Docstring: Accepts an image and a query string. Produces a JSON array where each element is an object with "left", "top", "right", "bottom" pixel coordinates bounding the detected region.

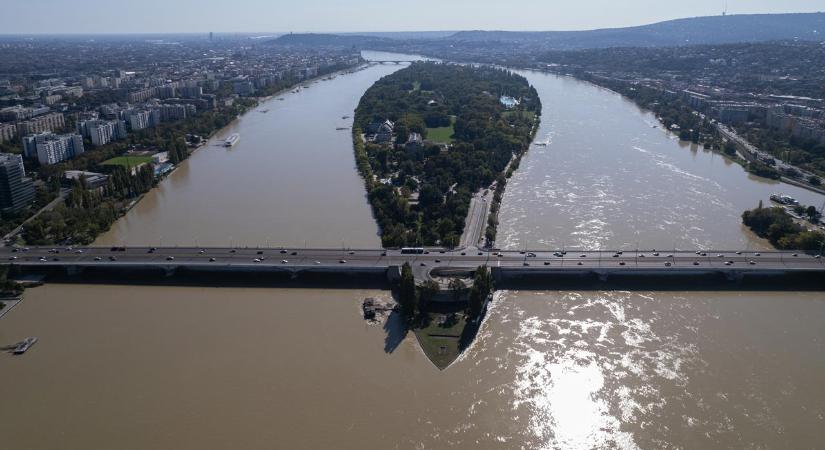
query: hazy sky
[{"left": 2, "top": 0, "right": 824, "bottom": 34}]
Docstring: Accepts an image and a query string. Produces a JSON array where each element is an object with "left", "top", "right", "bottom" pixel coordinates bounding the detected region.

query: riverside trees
[
  {"left": 354, "top": 62, "right": 540, "bottom": 247},
  {"left": 742, "top": 206, "right": 825, "bottom": 251},
  {"left": 467, "top": 266, "right": 493, "bottom": 322}
]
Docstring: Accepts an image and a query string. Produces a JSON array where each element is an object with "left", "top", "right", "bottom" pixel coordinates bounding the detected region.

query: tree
[
  {"left": 398, "top": 262, "right": 416, "bottom": 319},
  {"left": 448, "top": 278, "right": 468, "bottom": 302},
  {"left": 418, "top": 184, "right": 443, "bottom": 209},
  {"left": 467, "top": 266, "right": 494, "bottom": 321},
  {"left": 418, "top": 280, "right": 440, "bottom": 313},
  {"left": 806, "top": 205, "right": 820, "bottom": 222}
]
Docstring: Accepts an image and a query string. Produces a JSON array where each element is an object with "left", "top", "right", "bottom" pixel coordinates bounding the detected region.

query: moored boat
[
  {"left": 224, "top": 134, "right": 240, "bottom": 147},
  {"left": 13, "top": 337, "right": 38, "bottom": 355},
  {"left": 770, "top": 193, "right": 799, "bottom": 205}
]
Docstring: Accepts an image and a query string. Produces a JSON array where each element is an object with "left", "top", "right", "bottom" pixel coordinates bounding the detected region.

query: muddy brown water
[{"left": 2, "top": 53, "right": 824, "bottom": 449}]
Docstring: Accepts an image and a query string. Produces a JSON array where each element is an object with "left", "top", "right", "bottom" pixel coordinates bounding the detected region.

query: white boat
[
  {"left": 770, "top": 194, "right": 798, "bottom": 206},
  {"left": 13, "top": 337, "right": 38, "bottom": 355},
  {"left": 224, "top": 134, "right": 240, "bottom": 147}
]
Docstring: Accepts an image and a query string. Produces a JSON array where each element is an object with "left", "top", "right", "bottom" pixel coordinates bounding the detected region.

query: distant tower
[
  {"left": 209, "top": 32, "right": 214, "bottom": 41},
  {"left": 723, "top": 0, "right": 728, "bottom": 16}
]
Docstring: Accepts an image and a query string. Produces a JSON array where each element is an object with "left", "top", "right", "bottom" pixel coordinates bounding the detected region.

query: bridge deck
[{"left": 3, "top": 246, "right": 823, "bottom": 288}]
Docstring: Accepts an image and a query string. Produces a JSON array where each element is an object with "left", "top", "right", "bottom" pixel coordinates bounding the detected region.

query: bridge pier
[
  {"left": 386, "top": 266, "right": 401, "bottom": 283},
  {"left": 724, "top": 270, "right": 744, "bottom": 282},
  {"left": 491, "top": 267, "right": 504, "bottom": 283},
  {"left": 65, "top": 265, "right": 85, "bottom": 276}
]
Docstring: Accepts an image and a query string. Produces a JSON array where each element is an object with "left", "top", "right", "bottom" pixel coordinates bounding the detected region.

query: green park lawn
[
  {"left": 414, "top": 311, "right": 467, "bottom": 370},
  {"left": 425, "top": 125, "right": 455, "bottom": 144},
  {"left": 102, "top": 155, "right": 153, "bottom": 168}
]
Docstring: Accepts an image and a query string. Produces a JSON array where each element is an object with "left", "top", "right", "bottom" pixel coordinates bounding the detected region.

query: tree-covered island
[{"left": 353, "top": 62, "right": 540, "bottom": 247}]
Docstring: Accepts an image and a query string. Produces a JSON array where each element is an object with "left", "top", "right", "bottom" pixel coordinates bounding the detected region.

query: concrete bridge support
[
  {"left": 725, "top": 270, "right": 744, "bottom": 282},
  {"left": 65, "top": 265, "right": 85, "bottom": 276},
  {"left": 386, "top": 265, "right": 401, "bottom": 283},
  {"left": 491, "top": 266, "right": 505, "bottom": 283}
]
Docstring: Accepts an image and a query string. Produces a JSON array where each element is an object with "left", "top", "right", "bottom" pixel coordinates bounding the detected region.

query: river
[{"left": 1, "top": 52, "right": 824, "bottom": 449}]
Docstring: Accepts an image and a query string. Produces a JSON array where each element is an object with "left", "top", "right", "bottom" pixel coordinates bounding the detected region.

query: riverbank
[
  {"left": 555, "top": 70, "right": 825, "bottom": 196},
  {"left": 482, "top": 117, "right": 540, "bottom": 248},
  {"left": 92, "top": 58, "right": 395, "bottom": 248}
]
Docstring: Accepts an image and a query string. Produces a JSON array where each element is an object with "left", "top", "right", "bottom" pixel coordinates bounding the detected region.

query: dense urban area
[{"left": 0, "top": 35, "right": 361, "bottom": 245}]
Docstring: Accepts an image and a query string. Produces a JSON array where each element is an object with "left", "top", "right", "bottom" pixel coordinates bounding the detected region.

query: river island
[{"left": 353, "top": 62, "right": 540, "bottom": 367}]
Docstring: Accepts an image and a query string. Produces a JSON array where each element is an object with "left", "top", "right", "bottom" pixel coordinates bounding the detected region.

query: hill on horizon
[{"left": 272, "top": 12, "right": 825, "bottom": 49}]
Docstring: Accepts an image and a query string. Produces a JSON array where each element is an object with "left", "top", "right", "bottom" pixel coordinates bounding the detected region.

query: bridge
[
  {"left": 3, "top": 246, "right": 823, "bottom": 290},
  {"left": 369, "top": 60, "right": 418, "bottom": 65}
]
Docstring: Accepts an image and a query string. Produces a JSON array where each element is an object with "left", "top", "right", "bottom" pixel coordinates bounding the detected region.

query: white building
[
  {"left": 78, "top": 119, "right": 127, "bottom": 146},
  {"left": 23, "top": 132, "right": 85, "bottom": 165},
  {"left": 151, "top": 152, "right": 169, "bottom": 165},
  {"left": 128, "top": 110, "right": 151, "bottom": 131}
]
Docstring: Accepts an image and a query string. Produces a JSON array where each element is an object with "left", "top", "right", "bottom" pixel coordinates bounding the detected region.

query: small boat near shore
[
  {"left": 336, "top": 127, "right": 349, "bottom": 131},
  {"left": 13, "top": 337, "right": 37, "bottom": 355},
  {"left": 224, "top": 134, "right": 240, "bottom": 147}
]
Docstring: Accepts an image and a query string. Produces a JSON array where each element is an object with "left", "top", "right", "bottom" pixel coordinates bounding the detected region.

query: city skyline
[{"left": 0, "top": 0, "right": 823, "bottom": 34}]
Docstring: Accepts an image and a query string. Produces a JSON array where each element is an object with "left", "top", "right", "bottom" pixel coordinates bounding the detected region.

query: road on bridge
[{"left": 3, "top": 246, "right": 823, "bottom": 280}]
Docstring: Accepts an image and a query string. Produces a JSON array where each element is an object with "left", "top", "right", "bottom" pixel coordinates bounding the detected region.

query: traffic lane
[
  {"left": 3, "top": 246, "right": 822, "bottom": 265},
  {"left": 3, "top": 246, "right": 813, "bottom": 258},
  {"left": 4, "top": 247, "right": 818, "bottom": 260},
  {"left": 3, "top": 249, "right": 819, "bottom": 262},
  {"left": 8, "top": 253, "right": 823, "bottom": 270}
]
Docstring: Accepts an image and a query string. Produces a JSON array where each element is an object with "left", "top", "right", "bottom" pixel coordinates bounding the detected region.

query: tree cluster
[
  {"left": 742, "top": 206, "right": 825, "bottom": 251},
  {"left": 354, "top": 62, "right": 540, "bottom": 247},
  {"left": 467, "top": 266, "right": 494, "bottom": 322},
  {"left": 23, "top": 167, "right": 157, "bottom": 245}
]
